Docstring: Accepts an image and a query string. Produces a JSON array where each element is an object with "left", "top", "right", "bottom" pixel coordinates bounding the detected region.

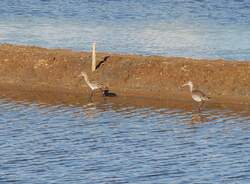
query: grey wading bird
[
  {"left": 182, "top": 81, "right": 210, "bottom": 111},
  {"left": 78, "top": 72, "right": 104, "bottom": 99},
  {"left": 78, "top": 72, "right": 117, "bottom": 99}
]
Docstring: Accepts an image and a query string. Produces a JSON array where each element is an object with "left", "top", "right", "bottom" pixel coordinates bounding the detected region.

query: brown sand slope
[{"left": 0, "top": 44, "right": 250, "bottom": 105}]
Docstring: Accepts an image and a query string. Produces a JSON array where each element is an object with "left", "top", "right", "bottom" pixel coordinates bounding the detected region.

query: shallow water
[
  {"left": 0, "top": 1, "right": 250, "bottom": 183},
  {"left": 0, "top": 0, "right": 250, "bottom": 60},
  {"left": 0, "top": 90, "right": 249, "bottom": 183}
]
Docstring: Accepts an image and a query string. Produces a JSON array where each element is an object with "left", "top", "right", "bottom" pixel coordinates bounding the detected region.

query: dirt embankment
[{"left": 1, "top": 44, "right": 250, "bottom": 105}]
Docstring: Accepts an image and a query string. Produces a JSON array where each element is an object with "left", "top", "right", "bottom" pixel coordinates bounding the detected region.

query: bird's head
[{"left": 78, "top": 72, "right": 87, "bottom": 78}]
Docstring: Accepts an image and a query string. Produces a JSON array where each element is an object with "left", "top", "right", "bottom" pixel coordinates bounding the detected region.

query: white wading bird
[
  {"left": 78, "top": 72, "right": 104, "bottom": 99},
  {"left": 182, "top": 81, "right": 210, "bottom": 111}
]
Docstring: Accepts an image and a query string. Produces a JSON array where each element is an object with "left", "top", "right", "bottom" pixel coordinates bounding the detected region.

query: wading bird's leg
[
  {"left": 88, "top": 91, "right": 94, "bottom": 101},
  {"left": 99, "top": 88, "right": 104, "bottom": 96},
  {"left": 198, "top": 101, "right": 204, "bottom": 112}
]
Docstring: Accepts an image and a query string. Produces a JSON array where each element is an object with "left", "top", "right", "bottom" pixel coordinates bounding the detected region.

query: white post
[{"left": 92, "top": 42, "right": 96, "bottom": 72}]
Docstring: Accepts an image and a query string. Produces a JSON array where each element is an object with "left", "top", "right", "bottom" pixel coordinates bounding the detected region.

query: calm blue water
[
  {"left": 0, "top": 91, "right": 250, "bottom": 184},
  {"left": 0, "top": 0, "right": 250, "bottom": 60}
]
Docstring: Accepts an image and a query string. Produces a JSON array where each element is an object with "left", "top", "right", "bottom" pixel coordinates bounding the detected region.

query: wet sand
[{"left": 1, "top": 44, "right": 250, "bottom": 106}]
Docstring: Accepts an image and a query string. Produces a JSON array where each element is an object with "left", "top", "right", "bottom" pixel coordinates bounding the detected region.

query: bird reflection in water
[{"left": 191, "top": 112, "right": 203, "bottom": 123}]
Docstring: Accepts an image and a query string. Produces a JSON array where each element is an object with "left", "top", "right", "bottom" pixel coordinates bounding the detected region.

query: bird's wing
[
  {"left": 192, "top": 89, "right": 209, "bottom": 100},
  {"left": 92, "top": 81, "right": 104, "bottom": 89}
]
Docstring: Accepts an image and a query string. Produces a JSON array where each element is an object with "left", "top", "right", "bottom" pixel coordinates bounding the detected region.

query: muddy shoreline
[{"left": 1, "top": 44, "right": 250, "bottom": 106}]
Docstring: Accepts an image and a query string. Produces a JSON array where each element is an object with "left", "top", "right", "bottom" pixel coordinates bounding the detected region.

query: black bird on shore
[{"left": 102, "top": 87, "right": 117, "bottom": 97}]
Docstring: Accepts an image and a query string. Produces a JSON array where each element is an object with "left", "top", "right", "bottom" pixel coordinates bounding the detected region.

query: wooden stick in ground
[{"left": 92, "top": 42, "right": 96, "bottom": 72}]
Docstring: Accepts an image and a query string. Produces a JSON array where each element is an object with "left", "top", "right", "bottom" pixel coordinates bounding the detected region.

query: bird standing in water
[
  {"left": 182, "top": 81, "right": 210, "bottom": 111},
  {"left": 78, "top": 72, "right": 103, "bottom": 99}
]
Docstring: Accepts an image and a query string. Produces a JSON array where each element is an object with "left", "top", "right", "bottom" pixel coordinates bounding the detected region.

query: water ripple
[{"left": 0, "top": 94, "right": 250, "bottom": 183}]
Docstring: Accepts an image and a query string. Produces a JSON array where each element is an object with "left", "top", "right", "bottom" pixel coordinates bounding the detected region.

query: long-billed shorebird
[
  {"left": 78, "top": 72, "right": 104, "bottom": 99},
  {"left": 182, "top": 81, "right": 210, "bottom": 111}
]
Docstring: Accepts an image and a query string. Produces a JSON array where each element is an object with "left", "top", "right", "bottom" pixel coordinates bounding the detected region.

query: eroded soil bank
[{"left": 1, "top": 44, "right": 250, "bottom": 105}]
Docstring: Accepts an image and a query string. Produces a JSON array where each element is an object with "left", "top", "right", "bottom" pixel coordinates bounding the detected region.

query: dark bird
[{"left": 102, "top": 88, "right": 117, "bottom": 97}]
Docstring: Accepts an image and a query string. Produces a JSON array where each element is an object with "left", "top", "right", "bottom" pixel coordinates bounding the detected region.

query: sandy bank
[{"left": 1, "top": 44, "right": 250, "bottom": 106}]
